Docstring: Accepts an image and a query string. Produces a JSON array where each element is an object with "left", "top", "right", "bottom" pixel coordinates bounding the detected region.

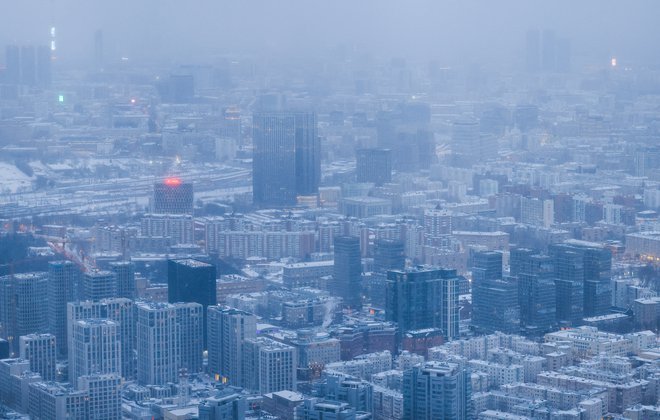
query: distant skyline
[{"left": 1, "top": 0, "right": 659, "bottom": 69}]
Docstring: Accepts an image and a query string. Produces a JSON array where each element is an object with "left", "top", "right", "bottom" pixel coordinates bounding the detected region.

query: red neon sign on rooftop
[{"left": 164, "top": 177, "right": 182, "bottom": 187}]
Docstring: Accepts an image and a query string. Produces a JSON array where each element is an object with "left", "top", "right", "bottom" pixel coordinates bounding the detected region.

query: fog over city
[{"left": 0, "top": 1, "right": 660, "bottom": 420}]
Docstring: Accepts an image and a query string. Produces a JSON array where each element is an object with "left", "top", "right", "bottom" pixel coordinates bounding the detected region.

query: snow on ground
[{"left": 0, "top": 162, "right": 34, "bottom": 193}]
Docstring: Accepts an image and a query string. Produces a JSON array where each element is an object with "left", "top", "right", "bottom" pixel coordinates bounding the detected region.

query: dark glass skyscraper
[
  {"left": 471, "top": 251, "right": 520, "bottom": 334},
  {"left": 167, "top": 259, "right": 217, "bottom": 347},
  {"left": 550, "top": 240, "right": 612, "bottom": 322},
  {"left": 373, "top": 239, "right": 405, "bottom": 273},
  {"left": 152, "top": 179, "right": 194, "bottom": 214},
  {"left": 108, "top": 261, "right": 136, "bottom": 299},
  {"left": 332, "top": 236, "right": 362, "bottom": 310},
  {"left": 511, "top": 248, "right": 557, "bottom": 335},
  {"left": 356, "top": 148, "right": 392, "bottom": 186},
  {"left": 386, "top": 267, "right": 459, "bottom": 340},
  {"left": 252, "top": 112, "right": 320, "bottom": 207}
]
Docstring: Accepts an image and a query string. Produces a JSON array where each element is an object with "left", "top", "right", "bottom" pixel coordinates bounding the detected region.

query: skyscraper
[
  {"left": 386, "top": 267, "right": 459, "bottom": 340},
  {"left": 333, "top": 236, "right": 362, "bottom": 310},
  {"left": 71, "top": 319, "right": 121, "bottom": 384},
  {"left": 77, "top": 374, "right": 122, "bottom": 420},
  {"left": 152, "top": 178, "right": 194, "bottom": 214},
  {"left": 82, "top": 270, "right": 117, "bottom": 301},
  {"left": 174, "top": 302, "right": 204, "bottom": 374},
  {"left": 67, "top": 298, "right": 135, "bottom": 380},
  {"left": 511, "top": 248, "right": 557, "bottom": 335},
  {"left": 471, "top": 251, "right": 520, "bottom": 334},
  {"left": 207, "top": 305, "right": 256, "bottom": 387},
  {"left": 451, "top": 116, "right": 481, "bottom": 167},
  {"left": 373, "top": 239, "right": 405, "bottom": 273},
  {"left": 356, "top": 148, "right": 392, "bottom": 186},
  {"left": 550, "top": 240, "right": 612, "bottom": 323},
  {"left": 402, "top": 362, "right": 472, "bottom": 420},
  {"left": 108, "top": 261, "right": 136, "bottom": 299},
  {"left": 136, "top": 302, "right": 179, "bottom": 385},
  {"left": 168, "top": 259, "right": 217, "bottom": 347},
  {"left": 252, "top": 112, "right": 320, "bottom": 207},
  {"left": 0, "top": 272, "right": 49, "bottom": 353},
  {"left": 243, "top": 337, "right": 297, "bottom": 394},
  {"left": 48, "top": 260, "right": 79, "bottom": 357},
  {"left": 19, "top": 333, "right": 56, "bottom": 381}
]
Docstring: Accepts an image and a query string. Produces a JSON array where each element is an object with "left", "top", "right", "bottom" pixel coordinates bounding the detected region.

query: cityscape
[{"left": 0, "top": 1, "right": 660, "bottom": 419}]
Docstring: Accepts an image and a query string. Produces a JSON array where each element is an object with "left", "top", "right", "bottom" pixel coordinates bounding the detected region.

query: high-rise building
[
  {"left": 525, "top": 28, "right": 541, "bottom": 72},
  {"left": 207, "top": 306, "right": 256, "bottom": 387},
  {"left": 0, "top": 272, "right": 49, "bottom": 353},
  {"left": 295, "top": 399, "right": 356, "bottom": 420},
  {"left": 373, "top": 239, "right": 405, "bottom": 273},
  {"left": 386, "top": 267, "right": 459, "bottom": 340},
  {"left": 252, "top": 112, "right": 320, "bottom": 207},
  {"left": 67, "top": 299, "right": 135, "bottom": 380},
  {"left": 471, "top": 251, "right": 520, "bottom": 334},
  {"left": 168, "top": 259, "right": 217, "bottom": 347},
  {"left": 19, "top": 333, "right": 56, "bottom": 381},
  {"left": 174, "top": 302, "right": 203, "bottom": 374},
  {"left": 451, "top": 116, "right": 480, "bottom": 166},
  {"left": 82, "top": 270, "right": 117, "bottom": 301},
  {"left": 136, "top": 302, "right": 179, "bottom": 385},
  {"left": 356, "top": 148, "right": 392, "bottom": 186},
  {"left": 77, "top": 373, "right": 121, "bottom": 420},
  {"left": 108, "top": 261, "right": 136, "bottom": 299},
  {"left": 5, "top": 45, "right": 20, "bottom": 84},
  {"left": 332, "top": 236, "right": 362, "bottom": 310},
  {"left": 550, "top": 240, "right": 612, "bottom": 322},
  {"left": 71, "top": 319, "right": 121, "bottom": 384},
  {"left": 511, "top": 248, "right": 557, "bottom": 335},
  {"left": 28, "top": 381, "right": 88, "bottom": 420},
  {"left": 47, "top": 260, "right": 79, "bottom": 357},
  {"left": 243, "top": 337, "right": 297, "bottom": 394},
  {"left": 152, "top": 178, "right": 194, "bottom": 214},
  {"left": 402, "top": 362, "right": 472, "bottom": 420}
]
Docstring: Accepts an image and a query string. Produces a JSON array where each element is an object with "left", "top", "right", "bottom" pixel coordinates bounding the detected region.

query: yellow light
[{"left": 611, "top": 58, "right": 617, "bottom": 67}]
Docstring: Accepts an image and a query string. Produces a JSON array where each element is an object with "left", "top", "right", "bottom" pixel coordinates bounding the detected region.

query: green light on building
[{"left": 58, "top": 95, "right": 64, "bottom": 103}]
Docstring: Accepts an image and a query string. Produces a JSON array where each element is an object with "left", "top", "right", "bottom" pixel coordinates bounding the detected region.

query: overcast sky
[{"left": 1, "top": 0, "right": 659, "bottom": 69}]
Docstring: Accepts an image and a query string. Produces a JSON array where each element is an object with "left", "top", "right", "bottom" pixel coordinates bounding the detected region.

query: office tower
[
  {"left": 19, "top": 333, "right": 56, "bottom": 381},
  {"left": 36, "top": 45, "right": 51, "bottom": 87},
  {"left": 403, "top": 362, "right": 472, "bottom": 420},
  {"left": 550, "top": 240, "right": 612, "bottom": 321},
  {"left": 67, "top": 299, "right": 135, "bottom": 380},
  {"left": 356, "top": 148, "right": 392, "bottom": 186},
  {"left": 451, "top": 116, "right": 481, "bottom": 166},
  {"left": 376, "top": 103, "right": 433, "bottom": 172},
  {"left": 0, "top": 272, "right": 49, "bottom": 353},
  {"left": 152, "top": 178, "right": 194, "bottom": 214},
  {"left": 71, "top": 319, "right": 121, "bottom": 383},
  {"left": 541, "top": 29, "right": 556, "bottom": 71},
  {"left": 47, "top": 260, "right": 79, "bottom": 357},
  {"left": 243, "top": 337, "right": 296, "bottom": 394},
  {"left": 471, "top": 251, "right": 520, "bottom": 334},
  {"left": 199, "top": 389, "right": 247, "bottom": 420},
  {"left": 373, "top": 239, "right": 405, "bottom": 273},
  {"left": 223, "top": 106, "right": 242, "bottom": 141},
  {"left": 514, "top": 104, "right": 539, "bottom": 132},
  {"left": 20, "top": 46, "right": 36, "bottom": 85},
  {"left": 0, "top": 358, "right": 30, "bottom": 407},
  {"left": 108, "top": 261, "right": 136, "bottom": 299},
  {"left": 252, "top": 112, "right": 320, "bottom": 207},
  {"left": 386, "top": 267, "right": 459, "bottom": 340},
  {"left": 525, "top": 28, "right": 541, "bottom": 72},
  {"left": 333, "top": 236, "right": 362, "bottom": 310},
  {"left": 136, "top": 302, "right": 179, "bottom": 385},
  {"left": 78, "top": 374, "right": 121, "bottom": 420},
  {"left": 174, "top": 302, "right": 203, "bottom": 374},
  {"left": 168, "top": 258, "right": 217, "bottom": 347},
  {"left": 82, "top": 270, "right": 117, "bottom": 301},
  {"left": 5, "top": 46, "right": 20, "bottom": 84},
  {"left": 207, "top": 306, "right": 256, "bottom": 386},
  {"left": 511, "top": 249, "right": 557, "bottom": 335}
]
